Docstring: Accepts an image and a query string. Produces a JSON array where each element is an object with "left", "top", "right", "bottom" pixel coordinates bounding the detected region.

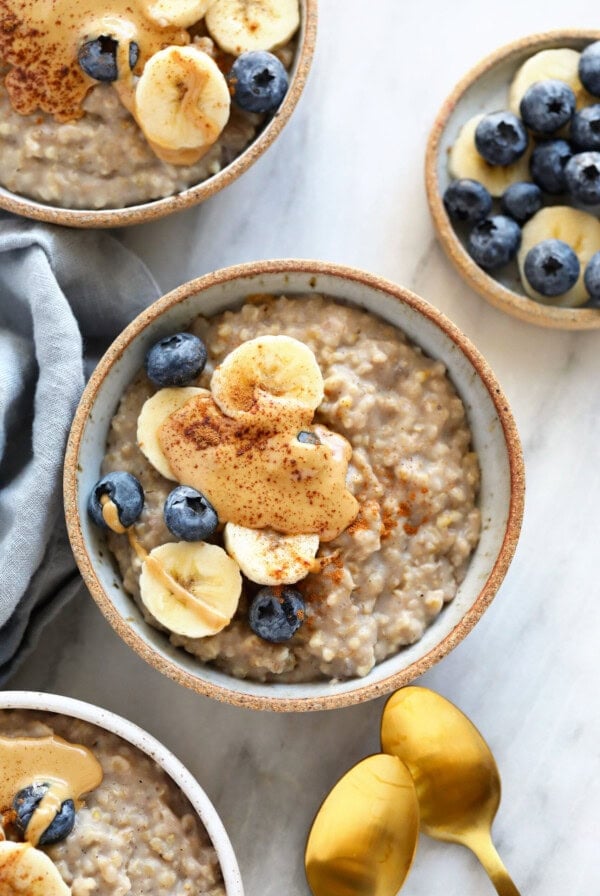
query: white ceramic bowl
[
  {"left": 0, "top": 1, "right": 316, "bottom": 229},
  {"left": 64, "top": 260, "right": 525, "bottom": 711},
  {"left": 0, "top": 690, "right": 244, "bottom": 896},
  {"left": 426, "top": 29, "right": 600, "bottom": 329}
]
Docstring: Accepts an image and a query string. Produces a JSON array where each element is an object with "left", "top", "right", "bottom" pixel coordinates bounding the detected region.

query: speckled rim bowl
[
  {"left": 0, "top": 1, "right": 316, "bottom": 229},
  {"left": 0, "top": 690, "right": 244, "bottom": 896},
  {"left": 64, "top": 259, "right": 525, "bottom": 712},
  {"left": 426, "top": 29, "right": 600, "bottom": 330}
]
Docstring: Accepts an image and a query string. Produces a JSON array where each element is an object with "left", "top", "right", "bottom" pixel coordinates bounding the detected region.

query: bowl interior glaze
[{"left": 65, "top": 261, "right": 524, "bottom": 711}]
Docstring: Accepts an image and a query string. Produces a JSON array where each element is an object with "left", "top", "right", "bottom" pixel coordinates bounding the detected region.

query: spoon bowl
[
  {"left": 381, "top": 687, "right": 521, "bottom": 896},
  {"left": 305, "top": 754, "right": 419, "bottom": 896}
]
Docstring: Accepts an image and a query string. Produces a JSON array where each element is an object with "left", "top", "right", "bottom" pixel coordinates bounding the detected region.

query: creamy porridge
[
  {"left": 0, "top": 709, "right": 225, "bottom": 896},
  {"left": 98, "top": 295, "right": 481, "bottom": 683},
  {"left": 0, "top": 1, "right": 299, "bottom": 209}
]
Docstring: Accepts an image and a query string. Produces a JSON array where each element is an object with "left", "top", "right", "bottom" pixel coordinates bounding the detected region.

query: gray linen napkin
[{"left": 0, "top": 213, "right": 160, "bottom": 681}]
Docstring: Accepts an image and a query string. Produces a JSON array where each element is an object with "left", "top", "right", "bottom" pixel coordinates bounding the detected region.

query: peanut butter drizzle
[
  {"left": 101, "top": 495, "right": 127, "bottom": 534},
  {"left": 0, "top": 735, "right": 103, "bottom": 846},
  {"left": 101, "top": 499, "right": 229, "bottom": 626},
  {"left": 158, "top": 393, "right": 360, "bottom": 542},
  {"left": 0, "top": 0, "right": 188, "bottom": 121}
]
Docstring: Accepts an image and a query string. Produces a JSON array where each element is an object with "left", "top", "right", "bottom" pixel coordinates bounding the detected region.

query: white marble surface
[{"left": 6, "top": 1, "right": 600, "bottom": 893}]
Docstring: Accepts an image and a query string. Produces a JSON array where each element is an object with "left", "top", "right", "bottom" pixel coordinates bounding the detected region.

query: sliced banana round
[
  {"left": 143, "top": 0, "right": 213, "bottom": 28},
  {"left": 140, "top": 542, "right": 242, "bottom": 638},
  {"left": 518, "top": 206, "right": 600, "bottom": 306},
  {"left": 224, "top": 523, "right": 319, "bottom": 585},
  {"left": 448, "top": 113, "right": 532, "bottom": 197},
  {"left": 134, "top": 45, "right": 231, "bottom": 165},
  {"left": 211, "top": 335, "right": 324, "bottom": 421},
  {"left": 508, "top": 48, "right": 592, "bottom": 113},
  {"left": 205, "top": 0, "right": 300, "bottom": 56},
  {"left": 137, "top": 386, "right": 208, "bottom": 480},
  {"left": 0, "top": 842, "right": 70, "bottom": 896}
]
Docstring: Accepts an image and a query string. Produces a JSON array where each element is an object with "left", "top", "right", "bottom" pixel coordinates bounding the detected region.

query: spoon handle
[{"left": 464, "top": 831, "right": 521, "bottom": 896}]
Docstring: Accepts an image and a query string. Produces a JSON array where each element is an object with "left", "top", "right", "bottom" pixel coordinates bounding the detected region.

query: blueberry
[
  {"left": 78, "top": 36, "right": 119, "bottom": 82},
  {"left": 584, "top": 251, "right": 600, "bottom": 300},
  {"left": 14, "top": 784, "right": 76, "bottom": 845},
  {"left": 297, "top": 430, "right": 321, "bottom": 445},
  {"left": 164, "top": 486, "right": 218, "bottom": 541},
  {"left": 530, "top": 139, "right": 572, "bottom": 193},
  {"left": 228, "top": 51, "right": 289, "bottom": 114},
  {"left": 467, "top": 215, "right": 521, "bottom": 270},
  {"left": 570, "top": 105, "right": 600, "bottom": 151},
  {"left": 249, "top": 587, "right": 305, "bottom": 643},
  {"left": 523, "top": 239, "right": 580, "bottom": 297},
  {"left": 565, "top": 151, "right": 600, "bottom": 204},
  {"left": 519, "top": 80, "right": 575, "bottom": 135},
  {"left": 88, "top": 471, "right": 144, "bottom": 530},
  {"left": 129, "top": 41, "right": 140, "bottom": 70},
  {"left": 579, "top": 41, "right": 600, "bottom": 96},
  {"left": 145, "top": 333, "right": 207, "bottom": 387},
  {"left": 474, "top": 111, "right": 529, "bottom": 165},
  {"left": 501, "top": 182, "right": 543, "bottom": 223},
  {"left": 443, "top": 179, "right": 492, "bottom": 224}
]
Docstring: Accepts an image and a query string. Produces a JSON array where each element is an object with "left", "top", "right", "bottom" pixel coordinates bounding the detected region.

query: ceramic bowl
[
  {"left": 426, "top": 29, "right": 600, "bottom": 330},
  {"left": 64, "top": 260, "right": 525, "bottom": 712},
  {"left": 0, "top": 690, "right": 244, "bottom": 895},
  {"left": 0, "top": 1, "right": 316, "bottom": 229}
]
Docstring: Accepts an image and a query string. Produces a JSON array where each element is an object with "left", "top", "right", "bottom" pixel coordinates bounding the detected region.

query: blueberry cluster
[{"left": 443, "top": 41, "right": 600, "bottom": 304}]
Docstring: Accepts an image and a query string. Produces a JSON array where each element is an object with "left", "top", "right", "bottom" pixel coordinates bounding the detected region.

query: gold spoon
[
  {"left": 381, "top": 686, "right": 521, "bottom": 896},
  {"left": 305, "top": 753, "right": 419, "bottom": 896}
]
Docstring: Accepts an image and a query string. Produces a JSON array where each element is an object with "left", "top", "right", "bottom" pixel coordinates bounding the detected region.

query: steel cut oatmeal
[{"left": 99, "top": 295, "right": 482, "bottom": 683}]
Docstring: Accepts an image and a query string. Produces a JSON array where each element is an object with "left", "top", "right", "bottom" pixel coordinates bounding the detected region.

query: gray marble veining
[{"left": 6, "top": 1, "right": 600, "bottom": 893}]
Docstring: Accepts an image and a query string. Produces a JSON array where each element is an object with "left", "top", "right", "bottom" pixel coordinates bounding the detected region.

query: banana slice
[
  {"left": 0, "top": 842, "right": 70, "bottom": 896},
  {"left": 137, "top": 387, "right": 208, "bottom": 480},
  {"left": 509, "top": 48, "right": 592, "bottom": 112},
  {"left": 224, "top": 523, "right": 319, "bottom": 585},
  {"left": 518, "top": 206, "right": 600, "bottom": 306},
  {"left": 134, "top": 45, "right": 231, "bottom": 165},
  {"left": 143, "top": 0, "right": 213, "bottom": 28},
  {"left": 140, "top": 542, "right": 242, "bottom": 638},
  {"left": 448, "top": 113, "right": 532, "bottom": 196},
  {"left": 211, "top": 335, "right": 324, "bottom": 422},
  {"left": 205, "top": 0, "right": 300, "bottom": 55}
]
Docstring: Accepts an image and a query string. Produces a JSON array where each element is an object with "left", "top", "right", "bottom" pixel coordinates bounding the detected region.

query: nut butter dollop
[
  {"left": 0, "top": 0, "right": 187, "bottom": 121},
  {"left": 158, "top": 392, "right": 360, "bottom": 542},
  {"left": 0, "top": 733, "right": 103, "bottom": 846}
]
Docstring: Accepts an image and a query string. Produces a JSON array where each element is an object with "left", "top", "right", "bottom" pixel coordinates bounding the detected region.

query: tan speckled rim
[
  {"left": 0, "top": 691, "right": 244, "bottom": 895},
  {"left": 0, "top": 1, "right": 317, "bottom": 229},
  {"left": 64, "top": 260, "right": 525, "bottom": 712},
  {"left": 426, "top": 29, "right": 600, "bottom": 330}
]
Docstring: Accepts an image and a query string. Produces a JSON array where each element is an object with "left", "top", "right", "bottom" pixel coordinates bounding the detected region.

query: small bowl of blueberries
[{"left": 426, "top": 29, "right": 600, "bottom": 329}]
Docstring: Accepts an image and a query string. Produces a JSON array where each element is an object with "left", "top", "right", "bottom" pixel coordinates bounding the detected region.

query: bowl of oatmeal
[
  {"left": 0, "top": 690, "right": 243, "bottom": 895},
  {"left": 0, "top": 0, "right": 316, "bottom": 228},
  {"left": 64, "top": 260, "right": 525, "bottom": 711}
]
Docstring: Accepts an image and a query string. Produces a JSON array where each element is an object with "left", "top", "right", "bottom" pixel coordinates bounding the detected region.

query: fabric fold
[{"left": 0, "top": 213, "right": 161, "bottom": 680}]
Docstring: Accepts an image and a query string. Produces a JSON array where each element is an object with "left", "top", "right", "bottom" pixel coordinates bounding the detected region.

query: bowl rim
[
  {"left": 64, "top": 258, "right": 525, "bottom": 712},
  {"left": 0, "top": 0, "right": 317, "bottom": 229},
  {"left": 425, "top": 28, "right": 600, "bottom": 330},
  {"left": 0, "top": 689, "right": 244, "bottom": 896}
]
